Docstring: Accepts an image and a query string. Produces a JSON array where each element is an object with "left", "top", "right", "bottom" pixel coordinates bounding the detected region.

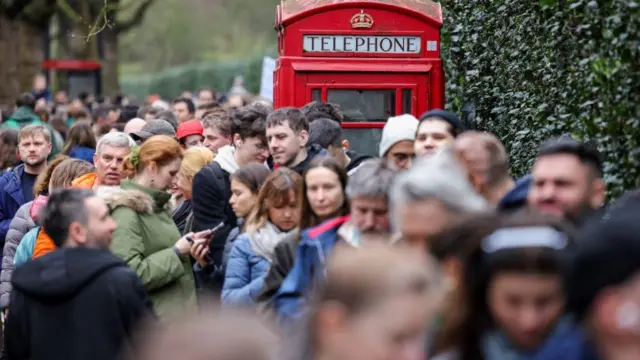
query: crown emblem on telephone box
[{"left": 351, "top": 10, "right": 373, "bottom": 29}]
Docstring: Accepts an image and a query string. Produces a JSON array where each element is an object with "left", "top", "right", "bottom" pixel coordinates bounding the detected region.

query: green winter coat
[
  {"left": 3, "top": 107, "right": 63, "bottom": 160},
  {"left": 101, "top": 180, "right": 197, "bottom": 320}
]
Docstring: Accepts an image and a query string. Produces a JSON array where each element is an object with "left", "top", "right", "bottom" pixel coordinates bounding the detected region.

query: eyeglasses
[{"left": 391, "top": 152, "right": 415, "bottom": 162}]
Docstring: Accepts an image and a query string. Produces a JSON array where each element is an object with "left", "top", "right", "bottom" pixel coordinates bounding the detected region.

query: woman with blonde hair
[
  {"left": 219, "top": 168, "right": 303, "bottom": 307},
  {"left": 173, "top": 146, "right": 214, "bottom": 234},
  {"left": 108, "top": 135, "right": 212, "bottom": 319}
]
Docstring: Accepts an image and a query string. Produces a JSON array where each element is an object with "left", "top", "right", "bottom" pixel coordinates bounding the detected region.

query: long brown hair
[
  {"left": 33, "top": 155, "right": 69, "bottom": 196},
  {"left": 62, "top": 121, "right": 97, "bottom": 154},
  {"left": 0, "top": 128, "right": 18, "bottom": 170},
  {"left": 299, "top": 157, "right": 349, "bottom": 230},
  {"left": 245, "top": 168, "right": 303, "bottom": 234}
]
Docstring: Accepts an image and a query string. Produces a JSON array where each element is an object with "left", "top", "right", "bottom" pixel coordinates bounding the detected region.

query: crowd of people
[{"left": 0, "top": 75, "right": 637, "bottom": 360}]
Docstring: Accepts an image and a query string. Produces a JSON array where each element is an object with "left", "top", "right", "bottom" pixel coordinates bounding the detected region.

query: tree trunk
[
  {"left": 18, "top": 21, "right": 45, "bottom": 91},
  {"left": 101, "top": 27, "right": 120, "bottom": 95},
  {"left": 0, "top": 15, "right": 20, "bottom": 107}
]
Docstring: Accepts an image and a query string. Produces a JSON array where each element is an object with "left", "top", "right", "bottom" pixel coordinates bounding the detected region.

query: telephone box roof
[{"left": 278, "top": 0, "right": 442, "bottom": 26}]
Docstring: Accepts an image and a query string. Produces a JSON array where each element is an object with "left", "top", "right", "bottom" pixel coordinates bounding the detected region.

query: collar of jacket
[{"left": 120, "top": 179, "right": 172, "bottom": 212}]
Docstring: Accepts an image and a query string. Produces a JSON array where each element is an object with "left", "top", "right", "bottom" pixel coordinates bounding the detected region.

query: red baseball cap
[{"left": 177, "top": 119, "right": 204, "bottom": 140}]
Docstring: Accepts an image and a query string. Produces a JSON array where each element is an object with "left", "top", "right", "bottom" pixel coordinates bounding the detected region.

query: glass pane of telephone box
[{"left": 327, "top": 89, "right": 395, "bottom": 122}]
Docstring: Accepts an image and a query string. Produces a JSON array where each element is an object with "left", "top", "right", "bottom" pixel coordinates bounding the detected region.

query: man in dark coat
[
  {"left": 4, "top": 189, "right": 153, "bottom": 360},
  {"left": 191, "top": 104, "right": 270, "bottom": 289}
]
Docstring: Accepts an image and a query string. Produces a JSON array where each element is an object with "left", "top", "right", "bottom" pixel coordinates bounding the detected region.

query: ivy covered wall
[{"left": 440, "top": 0, "right": 639, "bottom": 197}]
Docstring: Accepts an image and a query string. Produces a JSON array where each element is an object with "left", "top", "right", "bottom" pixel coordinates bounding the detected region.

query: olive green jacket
[{"left": 101, "top": 180, "right": 197, "bottom": 320}]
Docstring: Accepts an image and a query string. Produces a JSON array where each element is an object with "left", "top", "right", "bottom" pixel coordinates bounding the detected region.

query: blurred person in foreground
[
  {"left": 390, "top": 147, "right": 487, "bottom": 252},
  {"left": 131, "top": 307, "right": 277, "bottom": 360},
  {"left": 5, "top": 188, "right": 153, "bottom": 360},
  {"left": 431, "top": 212, "right": 582, "bottom": 360},
  {"left": 528, "top": 136, "right": 605, "bottom": 228},
  {"left": 72, "top": 132, "right": 135, "bottom": 190},
  {"left": 287, "top": 244, "right": 442, "bottom": 360},
  {"left": 453, "top": 131, "right": 531, "bottom": 212},
  {"left": 567, "top": 193, "right": 640, "bottom": 360}
]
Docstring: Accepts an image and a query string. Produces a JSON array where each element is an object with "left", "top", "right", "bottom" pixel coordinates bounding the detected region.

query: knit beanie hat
[
  {"left": 419, "top": 109, "right": 464, "bottom": 135},
  {"left": 379, "top": 114, "right": 419, "bottom": 157}
]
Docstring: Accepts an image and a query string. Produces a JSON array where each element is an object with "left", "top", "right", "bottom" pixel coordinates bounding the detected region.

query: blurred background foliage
[{"left": 119, "top": 0, "right": 280, "bottom": 75}]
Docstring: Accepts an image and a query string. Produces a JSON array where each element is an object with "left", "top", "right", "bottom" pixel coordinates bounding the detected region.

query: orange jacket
[
  {"left": 33, "top": 173, "right": 101, "bottom": 259},
  {"left": 71, "top": 172, "right": 99, "bottom": 189},
  {"left": 32, "top": 228, "right": 55, "bottom": 259}
]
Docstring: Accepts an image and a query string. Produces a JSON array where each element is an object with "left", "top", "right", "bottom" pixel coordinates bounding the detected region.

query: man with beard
[
  {"left": 266, "top": 107, "right": 328, "bottom": 174},
  {"left": 4, "top": 189, "right": 153, "bottom": 360},
  {"left": 72, "top": 132, "right": 135, "bottom": 190},
  {"left": 0, "top": 125, "right": 52, "bottom": 244},
  {"left": 528, "top": 136, "right": 606, "bottom": 228}
]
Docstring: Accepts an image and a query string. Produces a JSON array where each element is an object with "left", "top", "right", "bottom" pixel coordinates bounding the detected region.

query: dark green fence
[{"left": 120, "top": 54, "right": 266, "bottom": 100}]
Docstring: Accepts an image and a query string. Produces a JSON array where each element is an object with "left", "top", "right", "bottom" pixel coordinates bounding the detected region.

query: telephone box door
[{"left": 297, "top": 72, "right": 429, "bottom": 155}]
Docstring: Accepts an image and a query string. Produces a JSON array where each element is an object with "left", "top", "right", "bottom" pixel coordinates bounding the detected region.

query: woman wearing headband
[{"left": 431, "top": 212, "right": 585, "bottom": 360}]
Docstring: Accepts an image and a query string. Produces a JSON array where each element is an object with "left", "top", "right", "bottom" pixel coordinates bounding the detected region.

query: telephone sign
[{"left": 274, "top": 0, "right": 444, "bottom": 155}]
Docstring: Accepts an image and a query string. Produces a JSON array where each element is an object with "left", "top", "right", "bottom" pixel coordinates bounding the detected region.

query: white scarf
[{"left": 249, "top": 221, "right": 297, "bottom": 263}]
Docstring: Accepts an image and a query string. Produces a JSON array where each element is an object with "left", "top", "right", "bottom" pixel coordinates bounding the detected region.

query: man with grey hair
[
  {"left": 73, "top": 132, "right": 135, "bottom": 190},
  {"left": 390, "top": 146, "right": 487, "bottom": 252}
]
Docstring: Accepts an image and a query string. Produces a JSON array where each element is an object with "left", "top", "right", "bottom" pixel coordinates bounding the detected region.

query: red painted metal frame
[
  {"left": 273, "top": 0, "right": 445, "bottom": 128},
  {"left": 42, "top": 59, "right": 102, "bottom": 71}
]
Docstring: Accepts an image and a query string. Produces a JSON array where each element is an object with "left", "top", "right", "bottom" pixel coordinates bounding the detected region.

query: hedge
[
  {"left": 440, "top": 0, "right": 639, "bottom": 198},
  {"left": 119, "top": 54, "right": 265, "bottom": 101}
]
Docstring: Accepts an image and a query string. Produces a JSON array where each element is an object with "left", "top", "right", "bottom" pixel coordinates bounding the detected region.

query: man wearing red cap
[{"left": 177, "top": 119, "right": 204, "bottom": 149}]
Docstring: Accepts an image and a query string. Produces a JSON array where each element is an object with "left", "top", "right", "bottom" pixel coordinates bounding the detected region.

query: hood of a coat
[
  {"left": 7, "top": 107, "right": 40, "bottom": 125},
  {"left": 12, "top": 247, "right": 127, "bottom": 302},
  {"left": 291, "top": 144, "right": 330, "bottom": 174},
  {"left": 214, "top": 145, "right": 240, "bottom": 174},
  {"left": 97, "top": 184, "right": 155, "bottom": 214},
  {"left": 498, "top": 175, "right": 532, "bottom": 211}
]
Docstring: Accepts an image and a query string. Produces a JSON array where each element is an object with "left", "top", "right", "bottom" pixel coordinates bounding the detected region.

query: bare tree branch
[
  {"left": 55, "top": 0, "right": 83, "bottom": 24},
  {"left": 115, "top": 0, "right": 153, "bottom": 33}
]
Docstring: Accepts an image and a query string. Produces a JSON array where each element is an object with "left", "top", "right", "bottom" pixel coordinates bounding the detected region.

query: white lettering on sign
[{"left": 303, "top": 35, "right": 422, "bottom": 54}]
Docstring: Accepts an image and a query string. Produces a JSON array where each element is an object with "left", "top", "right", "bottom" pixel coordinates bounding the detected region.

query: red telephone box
[{"left": 274, "top": 0, "right": 444, "bottom": 155}]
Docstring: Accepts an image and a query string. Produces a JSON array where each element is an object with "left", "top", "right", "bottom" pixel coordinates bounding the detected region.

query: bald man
[
  {"left": 453, "top": 131, "right": 530, "bottom": 211},
  {"left": 123, "top": 118, "right": 147, "bottom": 136}
]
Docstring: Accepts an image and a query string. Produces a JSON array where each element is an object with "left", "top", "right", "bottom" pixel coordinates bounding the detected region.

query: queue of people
[{"left": 0, "top": 85, "right": 637, "bottom": 360}]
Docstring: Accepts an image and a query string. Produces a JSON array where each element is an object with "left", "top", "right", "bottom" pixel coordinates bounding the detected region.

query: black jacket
[
  {"left": 291, "top": 144, "right": 330, "bottom": 175},
  {"left": 5, "top": 247, "right": 154, "bottom": 360},
  {"left": 191, "top": 161, "right": 236, "bottom": 272},
  {"left": 257, "top": 233, "right": 298, "bottom": 306},
  {"left": 345, "top": 150, "right": 373, "bottom": 176}
]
